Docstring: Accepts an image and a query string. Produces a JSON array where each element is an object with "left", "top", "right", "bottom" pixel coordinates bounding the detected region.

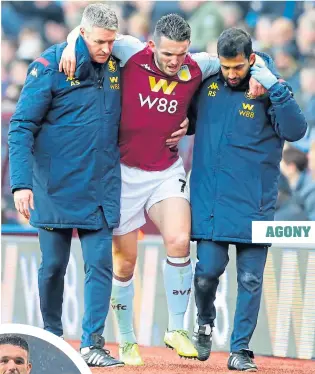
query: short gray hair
[
  {"left": 81, "top": 3, "right": 118, "bottom": 32},
  {"left": 154, "top": 14, "right": 191, "bottom": 43}
]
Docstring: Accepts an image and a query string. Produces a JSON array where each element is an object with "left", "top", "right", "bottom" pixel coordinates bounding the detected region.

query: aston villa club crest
[
  {"left": 177, "top": 65, "right": 191, "bottom": 81},
  {"left": 244, "top": 90, "right": 256, "bottom": 100},
  {"left": 108, "top": 57, "right": 117, "bottom": 73}
]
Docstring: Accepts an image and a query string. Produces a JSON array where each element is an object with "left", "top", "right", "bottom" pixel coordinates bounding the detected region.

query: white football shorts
[{"left": 113, "top": 157, "right": 189, "bottom": 236}]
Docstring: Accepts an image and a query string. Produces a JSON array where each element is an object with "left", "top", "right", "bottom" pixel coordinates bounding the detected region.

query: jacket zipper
[
  {"left": 95, "top": 65, "right": 105, "bottom": 204},
  {"left": 210, "top": 82, "right": 231, "bottom": 236}
]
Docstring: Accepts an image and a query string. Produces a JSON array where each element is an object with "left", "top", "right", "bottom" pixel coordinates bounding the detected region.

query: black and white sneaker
[
  {"left": 227, "top": 350, "right": 258, "bottom": 372},
  {"left": 81, "top": 334, "right": 124, "bottom": 367},
  {"left": 192, "top": 324, "right": 212, "bottom": 361}
]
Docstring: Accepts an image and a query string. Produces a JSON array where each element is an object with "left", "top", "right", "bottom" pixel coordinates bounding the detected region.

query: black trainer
[
  {"left": 227, "top": 350, "right": 258, "bottom": 372},
  {"left": 192, "top": 325, "right": 212, "bottom": 361},
  {"left": 81, "top": 334, "right": 124, "bottom": 367}
]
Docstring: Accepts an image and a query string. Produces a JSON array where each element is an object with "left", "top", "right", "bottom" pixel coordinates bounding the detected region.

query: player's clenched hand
[
  {"left": 166, "top": 118, "right": 189, "bottom": 148},
  {"left": 59, "top": 44, "right": 76, "bottom": 78},
  {"left": 248, "top": 54, "right": 267, "bottom": 97},
  {"left": 248, "top": 76, "right": 267, "bottom": 98},
  {"left": 13, "top": 189, "right": 34, "bottom": 220}
]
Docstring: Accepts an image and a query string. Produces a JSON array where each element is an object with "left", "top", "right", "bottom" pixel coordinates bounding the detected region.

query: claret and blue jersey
[{"left": 112, "top": 35, "right": 220, "bottom": 171}]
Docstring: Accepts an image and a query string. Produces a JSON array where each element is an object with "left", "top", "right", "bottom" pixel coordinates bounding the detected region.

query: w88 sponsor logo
[{"left": 139, "top": 93, "right": 178, "bottom": 114}]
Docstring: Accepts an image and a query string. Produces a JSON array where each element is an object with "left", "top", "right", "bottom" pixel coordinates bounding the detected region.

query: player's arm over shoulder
[
  {"left": 112, "top": 34, "right": 145, "bottom": 66},
  {"left": 190, "top": 52, "right": 220, "bottom": 81},
  {"left": 67, "top": 27, "right": 145, "bottom": 67}
]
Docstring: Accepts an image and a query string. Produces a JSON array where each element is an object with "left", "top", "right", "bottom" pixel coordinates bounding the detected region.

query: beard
[{"left": 224, "top": 68, "right": 251, "bottom": 88}]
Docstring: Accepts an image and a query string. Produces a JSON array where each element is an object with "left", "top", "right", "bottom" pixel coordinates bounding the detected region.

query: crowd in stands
[{"left": 2, "top": 1, "right": 315, "bottom": 226}]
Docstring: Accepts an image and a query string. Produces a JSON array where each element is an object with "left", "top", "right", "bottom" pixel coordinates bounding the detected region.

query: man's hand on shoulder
[
  {"left": 59, "top": 26, "right": 80, "bottom": 78},
  {"left": 59, "top": 44, "right": 76, "bottom": 79},
  {"left": 13, "top": 189, "right": 34, "bottom": 220}
]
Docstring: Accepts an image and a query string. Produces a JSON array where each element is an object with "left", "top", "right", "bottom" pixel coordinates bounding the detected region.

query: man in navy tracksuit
[
  {"left": 8, "top": 4, "right": 124, "bottom": 368},
  {"left": 189, "top": 28, "right": 307, "bottom": 371}
]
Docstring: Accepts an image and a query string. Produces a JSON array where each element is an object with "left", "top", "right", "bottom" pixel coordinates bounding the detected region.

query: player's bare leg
[
  {"left": 148, "top": 197, "right": 198, "bottom": 359},
  {"left": 111, "top": 230, "right": 144, "bottom": 366}
]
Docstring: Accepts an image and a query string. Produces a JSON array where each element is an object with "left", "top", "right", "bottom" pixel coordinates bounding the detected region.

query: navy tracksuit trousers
[
  {"left": 38, "top": 223, "right": 113, "bottom": 348},
  {"left": 194, "top": 240, "right": 268, "bottom": 352}
]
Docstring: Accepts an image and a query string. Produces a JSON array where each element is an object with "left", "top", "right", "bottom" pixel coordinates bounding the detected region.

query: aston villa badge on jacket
[
  {"left": 108, "top": 57, "right": 117, "bottom": 73},
  {"left": 244, "top": 90, "right": 256, "bottom": 100}
]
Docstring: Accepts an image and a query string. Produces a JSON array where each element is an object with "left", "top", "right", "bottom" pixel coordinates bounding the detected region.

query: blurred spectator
[
  {"left": 296, "top": 9, "right": 315, "bottom": 59},
  {"left": 1, "top": 2, "right": 26, "bottom": 39},
  {"left": 299, "top": 65, "right": 315, "bottom": 129},
  {"left": 291, "top": 64, "right": 315, "bottom": 153},
  {"left": 252, "top": 17, "right": 273, "bottom": 53},
  {"left": 127, "top": 12, "right": 149, "bottom": 42},
  {"left": 219, "top": 2, "right": 244, "bottom": 29},
  {"left": 2, "top": 1, "right": 65, "bottom": 41},
  {"left": 2, "top": 39, "right": 17, "bottom": 70},
  {"left": 62, "top": 1, "right": 89, "bottom": 31},
  {"left": 308, "top": 129, "right": 315, "bottom": 180},
  {"left": 16, "top": 26, "right": 44, "bottom": 62},
  {"left": 1, "top": 39, "right": 17, "bottom": 95},
  {"left": 44, "top": 21, "right": 68, "bottom": 45},
  {"left": 272, "top": 45, "right": 300, "bottom": 92},
  {"left": 187, "top": 1, "right": 225, "bottom": 52},
  {"left": 122, "top": 1, "right": 153, "bottom": 20},
  {"left": 275, "top": 174, "right": 308, "bottom": 221},
  {"left": 12, "top": 1, "right": 65, "bottom": 24},
  {"left": 281, "top": 146, "right": 315, "bottom": 220},
  {"left": 247, "top": 1, "right": 306, "bottom": 24},
  {"left": 271, "top": 17, "right": 296, "bottom": 47},
  {"left": 2, "top": 60, "right": 29, "bottom": 112},
  {"left": 149, "top": 1, "right": 188, "bottom": 34},
  {"left": 193, "top": 1, "right": 247, "bottom": 54}
]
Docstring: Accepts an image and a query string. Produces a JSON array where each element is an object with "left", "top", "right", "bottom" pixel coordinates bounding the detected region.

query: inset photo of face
[
  {"left": 0, "top": 335, "right": 31, "bottom": 374},
  {"left": 0, "top": 324, "right": 91, "bottom": 374}
]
